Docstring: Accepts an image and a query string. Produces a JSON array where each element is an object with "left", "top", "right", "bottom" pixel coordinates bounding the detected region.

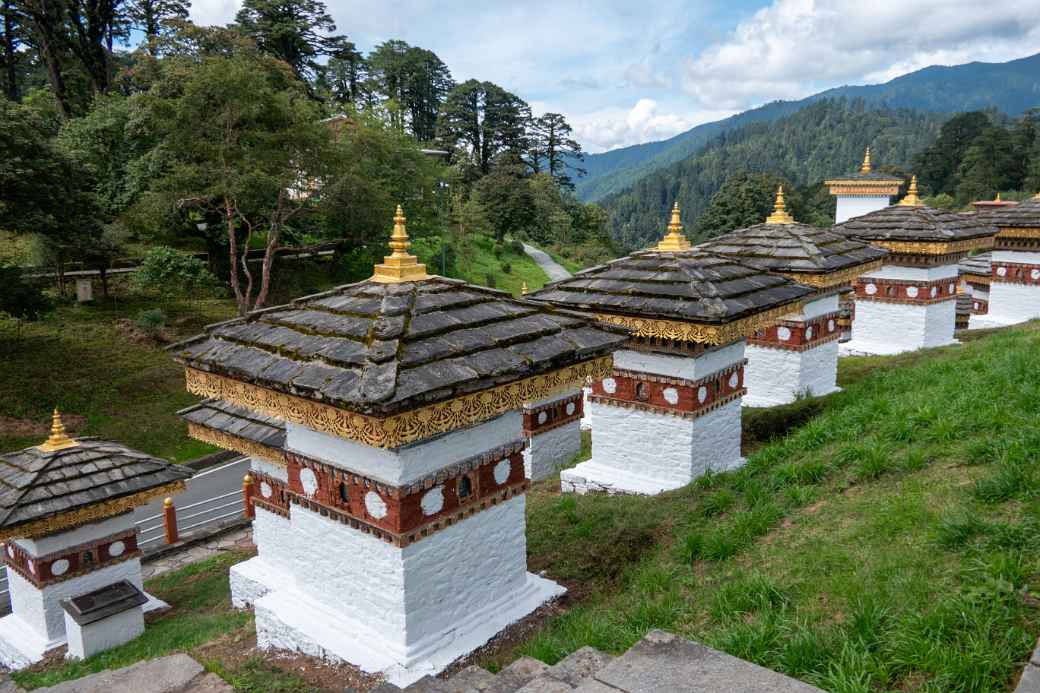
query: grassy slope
[
  {"left": 512, "top": 323, "right": 1040, "bottom": 692},
  {"left": 451, "top": 233, "right": 550, "bottom": 296}
]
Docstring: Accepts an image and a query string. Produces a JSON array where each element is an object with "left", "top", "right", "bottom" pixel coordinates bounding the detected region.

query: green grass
[
  {"left": 453, "top": 234, "right": 550, "bottom": 296},
  {"left": 511, "top": 323, "right": 1040, "bottom": 691}
]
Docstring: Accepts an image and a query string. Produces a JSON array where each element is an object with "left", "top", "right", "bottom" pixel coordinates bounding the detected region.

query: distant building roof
[
  {"left": 983, "top": 196, "right": 1040, "bottom": 228},
  {"left": 959, "top": 252, "right": 992, "bottom": 277},
  {"left": 0, "top": 413, "right": 192, "bottom": 539},
  {"left": 825, "top": 148, "right": 903, "bottom": 193}
]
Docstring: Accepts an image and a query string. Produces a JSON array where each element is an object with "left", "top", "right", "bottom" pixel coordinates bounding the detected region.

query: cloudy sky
[{"left": 189, "top": 0, "right": 1040, "bottom": 154}]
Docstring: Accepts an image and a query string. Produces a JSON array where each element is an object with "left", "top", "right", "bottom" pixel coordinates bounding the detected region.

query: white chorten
[{"left": 825, "top": 148, "right": 903, "bottom": 224}]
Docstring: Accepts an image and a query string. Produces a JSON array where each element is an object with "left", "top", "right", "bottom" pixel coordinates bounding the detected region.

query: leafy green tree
[
  {"left": 438, "top": 79, "right": 530, "bottom": 175},
  {"left": 913, "top": 111, "right": 991, "bottom": 196},
  {"left": 476, "top": 153, "right": 535, "bottom": 241},
  {"left": 233, "top": 0, "right": 342, "bottom": 82},
  {"left": 1, "top": 0, "right": 26, "bottom": 100},
  {"left": 695, "top": 172, "right": 805, "bottom": 240},
  {"left": 955, "top": 127, "right": 1018, "bottom": 203},
  {"left": 365, "top": 39, "right": 409, "bottom": 128},
  {"left": 126, "top": 0, "right": 190, "bottom": 54},
  {"left": 146, "top": 34, "right": 335, "bottom": 315},
  {"left": 318, "top": 38, "right": 368, "bottom": 108},
  {"left": 529, "top": 112, "right": 584, "bottom": 189},
  {"left": 131, "top": 245, "right": 219, "bottom": 304},
  {"left": 0, "top": 265, "right": 52, "bottom": 320}
]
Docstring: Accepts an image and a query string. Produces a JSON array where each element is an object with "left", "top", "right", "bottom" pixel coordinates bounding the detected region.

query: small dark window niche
[
  {"left": 458, "top": 476, "right": 473, "bottom": 500},
  {"left": 338, "top": 481, "right": 350, "bottom": 504}
]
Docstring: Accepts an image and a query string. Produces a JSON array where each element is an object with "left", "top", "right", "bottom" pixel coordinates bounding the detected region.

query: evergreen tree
[
  {"left": 401, "top": 46, "right": 452, "bottom": 142},
  {"left": 438, "top": 79, "right": 530, "bottom": 175},
  {"left": 529, "top": 112, "right": 584, "bottom": 189},
  {"left": 1, "top": 0, "right": 25, "bottom": 100},
  {"left": 696, "top": 171, "right": 801, "bottom": 239},
  {"left": 913, "top": 111, "right": 991, "bottom": 195},
  {"left": 126, "top": 0, "right": 189, "bottom": 54},
  {"left": 955, "top": 127, "right": 1018, "bottom": 202},
  {"left": 319, "top": 37, "right": 367, "bottom": 108},
  {"left": 475, "top": 153, "right": 535, "bottom": 241},
  {"left": 234, "top": 0, "right": 342, "bottom": 82}
]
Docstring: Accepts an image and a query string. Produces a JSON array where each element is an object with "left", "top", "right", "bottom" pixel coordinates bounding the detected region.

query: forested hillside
[
  {"left": 600, "top": 100, "right": 944, "bottom": 250},
  {"left": 577, "top": 52, "right": 1040, "bottom": 203}
]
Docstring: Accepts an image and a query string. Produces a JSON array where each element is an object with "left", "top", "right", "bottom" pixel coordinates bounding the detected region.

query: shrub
[
  {"left": 135, "top": 308, "right": 167, "bottom": 337},
  {"left": 508, "top": 239, "right": 524, "bottom": 255},
  {"left": 501, "top": 262, "right": 512, "bottom": 274},
  {"left": 0, "top": 266, "right": 52, "bottom": 321},
  {"left": 131, "top": 247, "right": 220, "bottom": 305}
]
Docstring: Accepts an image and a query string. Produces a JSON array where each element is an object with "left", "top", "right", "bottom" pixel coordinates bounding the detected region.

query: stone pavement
[
  {"left": 381, "top": 630, "right": 823, "bottom": 693},
  {"left": 1016, "top": 638, "right": 1040, "bottom": 692},
  {"left": 521, "top": 243, "right": 572, "bottom": 283},
  {"left": 140, "top": 526, "right": 253, "bottom": 579},
  {"left": 7, "top": 654, "right": 230, "bottom": 693}
]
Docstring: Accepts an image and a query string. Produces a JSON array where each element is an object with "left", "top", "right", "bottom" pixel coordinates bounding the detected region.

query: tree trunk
[
  {"left": 99, "top": 266, "right": 109, "bottom": 298},
  {"left": 225, "top": 198, "right": 247, "bottom": 316},
  {"left": 2, "top": 0, "right": 18, "bottom": 101},
  {"left": 29, "top": 0, "right": 70, "bottom": 119}
]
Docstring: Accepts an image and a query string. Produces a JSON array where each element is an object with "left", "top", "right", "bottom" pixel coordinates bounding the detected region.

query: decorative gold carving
[
  {"left": 37, "top": 408, "right": 78, "bottom": 453},
  {"left": 186, "top": 423, "right": 286, "bottom": 465},
  {"left": 0, "top": 481, "right": 187, "bottom": 541},
  {"left": 961, "top": 273, "right": 991, "bottom": 285},
  {"left": 656, "top": 202, "right": 692, "bottom": 251},
  {"left": 898, "top": 175, "right": 923, "bottom": 206},
  {"left": 765, "top": 186, "right": 795, "bottom": 224},
  {"left": 997, "top": 227, "right": 1040, "bottom": 240},
  {"left": 824, "top": 182, "right": 902, "bottom": 196},
  {"left": 370, "top": 205, "right": 430, "bottom": 283},
  {"left": 521, "top": 282, "right": 528, "bottom": 295},
  {"left": 779, "top": 259, "right": 886, "bottom": 289},
  {"left": 592, "top": 300, "right": 802, "bottom": 346},
  {"left": 870, "top": 236, "right": 993, "bottom": 256},
  {"left": 184, "top": 357, "right": 612, "bottom": 449}
]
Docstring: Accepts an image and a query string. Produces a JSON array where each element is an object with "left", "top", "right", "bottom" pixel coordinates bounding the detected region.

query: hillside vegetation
[
  {"left": 576, "top": 52, "right": 1040, "bottom": 203},
  {"left": 506, "top": 322, "right": 1040, "bottom": 691},
  {"left": 601, "top": 100, "right": 943, "bottom": 250}
]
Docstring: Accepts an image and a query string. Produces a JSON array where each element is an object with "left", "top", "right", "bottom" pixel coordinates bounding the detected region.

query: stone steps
[{"left": 375, "top": 630, "right": 822, "bottom": 693}]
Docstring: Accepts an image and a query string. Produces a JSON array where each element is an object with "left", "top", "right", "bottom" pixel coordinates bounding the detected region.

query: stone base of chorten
[
  {"left": 972, "top": 281, "right": 1040, "bottom": 328},
  {"left": 234, "top": 498, "right": 564, "bottom": 688},
  {"left": 841, "top": 299, "right": 958, "bottom": 356},
  {"left": 562, "top": 399, "right": 746, "bottom": 496},
  {"left": 743, "top": 341, "right": 841, "bottom": 408},
  {"left": 524, "top": 420, "right": 582, "bottom": 481},
  {"left": 0, "top": 591, "right": 167, "bottom": 670}
]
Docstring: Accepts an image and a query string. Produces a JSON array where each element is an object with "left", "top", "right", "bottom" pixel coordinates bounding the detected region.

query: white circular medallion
[
  {"left": 299, "top": 468, "right": 318, "bottom": 497},
  {"left": 828, "top": 319, "right": 835, "bottom": 332},
  {"left": 805, "top": 327, "right": 813, "bottom": 340},
  {"left": 28, "top": 560, "right": 35, "bottom": 575},
  {"left": 997, "top": 266, "right": 1007, "bottom": 277},
  {"left": 865, "top": 283, "right": 877, "bottom": 295},
  {"left": 537, "top": 411, "right": 548, "bottom": 425},
  {"left": 494, "top": 459, "right": 511, "bottom": 484},
  {"left": 565, "top": 402, "right": 576, "bottom": 416},
  {"left": 5, "top": 545, "right": 12, "bottom": 558},
  {"left": 728, "top": 372, "right": 739, "bottom": 388},
  {"left": 108, "top": 541, "right": 125, "bottom": 557},
  {"left": 930, "top": 286, "right": 938, "bottom": 298},
  {"left": 365, "top": 491, "right": 388, "bottom": 519},
  {"left": 50, "top": 559, "right": 68, "bottom": 576},
  {"left": 974, "top": 303, "right": 980, "bottom": 310},
  {"left": 1032, "top": 269, "right": 1040, "bottom": 280},
  {"left": 662, "top": 387, "right": 679, "bottom": 405},
  {"left": 260, "top": 481, "right": 272, "bottom": 498},
  {"left": 777, "top": 326, "right": 792, "bottom": 341},
  {"left": 421, "top": 486, "right": 444, "bottom": 516},
  {"left": 948, "top": 284, "right": 955, "bottom": 293},
  {"left": 602, "top": 377, "right": 616, "bottom": 394},
  {"left": 697, "top": 386, "right": 708, "bottom": 404},
  {"left": 906, "top": 286, "right": 919, "bottom": 298}
]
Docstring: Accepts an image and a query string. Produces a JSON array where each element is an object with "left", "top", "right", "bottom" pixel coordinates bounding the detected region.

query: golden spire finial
[
  {"left": 37, "top": 408, "right": 78, "bottom": 453},
  {"left": 521, "top": 282, "right": 528, "bottom": 295},
  {"left": 371, "top": 205, "right": 430, "bottom": 283},
  {"left": 656, "top": 201, "right": 692, "bottom": 251},
  {"left": 898, "top": 176, "right": 923, "bottom": 206},
  {"left": 860, "top": 147, "right": 872, "bottom": 174},
  {"left": 995, "top": 192, "right": 1002, "bottom": 202},
  {"left": 765, "top": 186, "right": 795, "bottom": 224}
]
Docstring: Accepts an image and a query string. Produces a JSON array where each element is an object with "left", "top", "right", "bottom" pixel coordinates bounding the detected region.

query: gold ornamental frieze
[
  {"left": 870, "top": 237, "right": 993, "bottom": 256},
  {"left": 186, "top": 423, "right": 286, "bottom": 466},
  {"left": 592, "top": 300, "right": 802, "bottom": 346},
  {"left": 778, "top": 259, "right": 886, "bottom": 289},
  {"left": 997, "top": 227, "right": 1040, "bottom": 240},
  {"left": 0, "top": 481, "right": 187, "bottom": 541},
  {"left": 184, "top": 356, "right": 612, "bottom": 449}
]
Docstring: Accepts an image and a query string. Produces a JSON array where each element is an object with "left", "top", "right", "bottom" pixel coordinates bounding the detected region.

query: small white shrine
[
  {"left": 825, "top": 148, "right": 903, "bottom": 223},
  {"left": 971, "top": 195, "right": 1040, "bottom": 327},
  {"left": 832, "top": 178, "right": 995, "bottom": 355},
  {"left": 702, "top": 188, "right": 887, "bottom": 407},
  {"left": 0, "top": 412, "right": 191, "bottom": 669},
  {"left": 172, "top": 207, "right": 626, "bottom": 686},
  {"left": 528, "top": 205, "right": 812, "bottom": 495}
]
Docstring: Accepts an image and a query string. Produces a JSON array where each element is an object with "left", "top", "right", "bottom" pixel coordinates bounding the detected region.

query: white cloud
[
  {"left": 681, "top": 0, "right": 1040, "bottom": 111},
  {"left": 572, "top": 99, "right": 734, "bottom": 153},
  {"left": 189, "top": 0, "right": 240, "bottom": 27}
]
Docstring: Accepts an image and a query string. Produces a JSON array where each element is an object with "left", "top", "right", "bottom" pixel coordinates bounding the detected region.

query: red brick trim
[
  {"left": 748, "top": 311, "right": 842, "bottom": 351},
  {"left": 282, "top": 441, "right": 528, "bottom": 543},
  {"left": 3, "top": 528, "right": 140, "bottom": 588},
  {"left": 524, "top": 392, "right": 583, "bottom": 436},
  {"left": 992, "top": 262, "right": 1040, "bottom": 286},
  {"left": 250, "top": 472, "right": 291, "bottom": 517},
  {"left": 854, "top": 276, "right": 958, "bottom": 305},
  {"left": 590, "top": 362, "right": 745, "bottom": 419}
]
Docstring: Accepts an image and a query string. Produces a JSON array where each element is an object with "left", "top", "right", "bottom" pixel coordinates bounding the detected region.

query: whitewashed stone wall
[
  {"left": 848, "top": 299, "right": 956, "bottom": 354},
  {"left": 13, "top": 514, "right": 133, "bottom": 557},
  {"left": 835, "top": 195, "right": 892, "bottom": 224},
  {"left": 524, "top": 420, "right": 581, "bottom": 480},
  {"left": 285, "top": 412, "right": 521, "bottom": 487},
  {"left": 251, "top": 457, "right": 288, "bottom": 483},
  {"left": 64, "top": 605, "right": 144, "bottom": 659},
  {"left": 612, "top": 342, "right": 745, "bottom": 381},
  {"left": 985, "top": 282, "right": 1040, "bottom": 325},
  {"left": 744, "top": 339, "right": 839, "bottom": 407}
]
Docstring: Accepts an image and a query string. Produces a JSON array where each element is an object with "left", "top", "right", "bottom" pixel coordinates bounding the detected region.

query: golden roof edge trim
[
  {"left": 777, "top": 259, "right": 887, "bottom": 289},
  {"left": 184, "top": 357, "right": 612, "bottom": 449},
  {"left": 869, "top": 237, "right": 994, "bottom": 256},
  {"left": 186, "top": 423, "right": 286, "bottom": 466},
  {"left": 592, "top": 299, "right": 803, "bottom": 346}
]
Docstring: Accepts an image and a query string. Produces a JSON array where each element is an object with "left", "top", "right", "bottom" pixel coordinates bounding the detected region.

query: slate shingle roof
[
  {"left": 0, "top": 439, "right": 193, "bottom": 532},
  {"left": 171, "top": 277, "right": 628, "bottom": 417},
  {"left": 959, "top": 252, "right": 992, "bottom": 277},
  {"left": 832, "top": 205, "right": 996, "bottom": 243},
  {"left": 699, "top": 223, "right": 888, "bottom": 275},
  {"left": 178, "top": 400, "right": 285, "bottom": 450},
  {"left": 983, "top": 198, "right": 1040, "bottom": 228},
  {"left": 527, "top": 249, "right": 813, "bottom": 324}
]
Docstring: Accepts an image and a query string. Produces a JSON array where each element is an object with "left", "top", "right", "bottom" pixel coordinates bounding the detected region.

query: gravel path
[{"left": 521, "top": 242, "right": 572, "bottom": 283}]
